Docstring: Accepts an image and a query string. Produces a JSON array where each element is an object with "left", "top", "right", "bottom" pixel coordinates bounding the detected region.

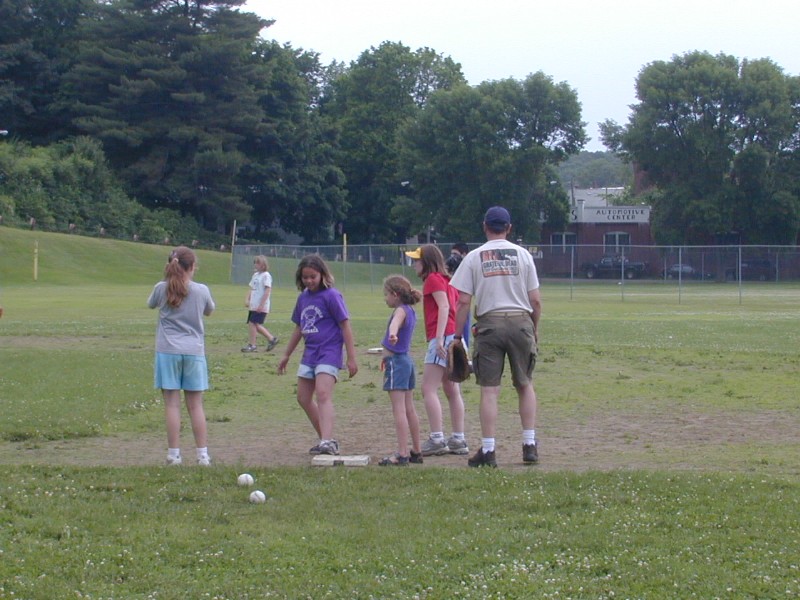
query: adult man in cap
[{"left": 449, "top": 206, "right": 541, "bottom": 467}]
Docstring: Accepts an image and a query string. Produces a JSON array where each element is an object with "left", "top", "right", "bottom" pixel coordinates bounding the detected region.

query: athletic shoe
[
  {"left": 266, "top": 337, "right": 279, "bottom": 352},
  {"left": 318, "top": 440, "right": 340, "bottom": 455},
  {"left": 197, "top": 456, "right": 212, "bottom": 466},
  {"left": 421, "top": 436, "right": 448, "bottom": 456},
  {"left": 166, "top": 455, "right": 182, "bottom": 466},
  {"left": 447, "top": 436, "right": 469, "bottom": 455},
  {"left": 522, "top": 443, "right": 539, "bottom": 464},
  {"left": 409, "top": 451, "right": 424, "bottom": 464},
  {"left": 467, "top": 448, "right": 497, "bottom": 468},
  {"left": 241, "top": 344, "right": 258, "bottom": 353},
  {"left": 309, "top": 443, "right": 322, "bottom": 455},
  {"left": 378, "top": 453, "right": 410, "bottom": 466}
]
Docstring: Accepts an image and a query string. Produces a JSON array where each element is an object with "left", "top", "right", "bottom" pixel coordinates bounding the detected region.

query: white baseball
[
  {"left": 249, "top": 490, "right": 266, "bottom": 503},
  {"left": 237, "top": 473, "right": 254, "bottom": 487}
]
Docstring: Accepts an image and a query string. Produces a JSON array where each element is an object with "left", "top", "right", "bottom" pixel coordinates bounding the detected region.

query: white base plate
[{"left": 311, "top": 454, "right": 371, "bottom": 467}]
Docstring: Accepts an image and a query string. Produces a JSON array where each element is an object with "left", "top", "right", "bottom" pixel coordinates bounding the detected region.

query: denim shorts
[
  {"left": 154, "top": 352, "right": 209, "bottom": 391},
  {"left": 382, "top": 353, "right": 416, "bottom": 391},
  {"left": 423, "top": 334, "right": 456, "bottom": 367},
  {"left": 297, "top": 363, "right": 340, "bottom": 381}
]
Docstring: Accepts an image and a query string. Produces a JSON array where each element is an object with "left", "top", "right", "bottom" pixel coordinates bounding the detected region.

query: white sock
[
  {"left": 452, "top": 432, "right": 465, "bottom": 440},
  {"left": 167, "top": 448, "right": 181, "bottom": 459},
  {"left": 523, "top": 430, "right": 536, "bottom": 445},
  {"left": 196, "top": 447, "right": 209, "bottom": 460},
  {"left": 430, "top": 432, "right": 444, "bottom": 441},
  {"left": 481, "top": 438, "right": 495, "bottom": 453}
]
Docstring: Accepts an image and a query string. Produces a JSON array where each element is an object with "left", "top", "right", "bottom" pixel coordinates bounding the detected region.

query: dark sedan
[{"left": 661, "top": 264, "right": 713, "bottom": 280}]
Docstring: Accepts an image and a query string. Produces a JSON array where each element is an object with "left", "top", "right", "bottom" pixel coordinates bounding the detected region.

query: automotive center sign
[{"left": 570, "top": 205, "right": 650, "bottom": 224}]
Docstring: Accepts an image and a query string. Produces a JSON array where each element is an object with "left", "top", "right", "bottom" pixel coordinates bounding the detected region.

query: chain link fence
[{"left": 232, "top": 243, "right": 800, "bottom": 291}]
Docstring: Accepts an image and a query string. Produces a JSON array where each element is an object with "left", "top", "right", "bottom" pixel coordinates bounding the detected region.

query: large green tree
[
  {"left": 60, "top": 0, "right": 346, "bottom": 240},
  {"left": 398, "top": 73, "right": 586, "bottom": 242},
  {"left": 240, "top": 40, "right": 347, "bottom": 242},
  {"left": 321, "top": 41, "right": 465, "bottom": 243},
  {"left": 601, "top": 51, "right": 800, "bottom": 244},
  {"left": 62, "top": 0, "right": 268, "bottom": 231},
  {"left": 0, "top": 0, "right": 88, "bottom": 142}
]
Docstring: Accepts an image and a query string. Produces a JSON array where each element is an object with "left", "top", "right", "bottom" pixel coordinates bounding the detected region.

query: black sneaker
[
  {"left": 409, "top": 451, "right": 423, "bottom": 464},
  {"left": 522, "top": 443, "right": 539, "bottom": 464},
  {"left": 378, "top": 453, "right": 410, "bottom": 467},
  {"left": 467, "top": 448, "right": 497, "bottom": 468}
]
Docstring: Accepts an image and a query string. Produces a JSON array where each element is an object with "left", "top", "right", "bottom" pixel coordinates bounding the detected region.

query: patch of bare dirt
[{"left": 3, "top": 392, "right": 798, "bottom": 475}]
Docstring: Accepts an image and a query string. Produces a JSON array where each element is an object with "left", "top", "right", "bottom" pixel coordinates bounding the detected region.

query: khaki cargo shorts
[{"left": 472, "top": 312, "right": 537, "bottom": 387}]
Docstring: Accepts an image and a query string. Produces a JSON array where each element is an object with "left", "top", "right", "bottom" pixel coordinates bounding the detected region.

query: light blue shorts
[
  {"left": 382, "top": 353, "right": 416, "bottom": 391},
  {"left": 297, "top": 363, "right": 340, "bottom": 381},
  {"left": 424, "top": 334, "right": 455, "bottom": 368},
  {"left": 154, "top": 352, "right": 209, "bottom": 391}
]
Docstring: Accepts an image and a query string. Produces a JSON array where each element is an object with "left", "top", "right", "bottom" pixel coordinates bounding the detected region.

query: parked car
[
  {"left": 661, "top": 264, "right": 713, "bottom": 280},
  {"left": 724, "top": 258, "right": 774, "bottom": 281},
  {"left": 581, "top": 255, "right": 648, "bottom": 279}
]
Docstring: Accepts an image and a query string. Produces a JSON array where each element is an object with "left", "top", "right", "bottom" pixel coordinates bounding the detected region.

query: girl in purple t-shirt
[
  {"left": 278, "top": 255, "right": 358, "bottom": 456},
  {"left": 378, "top": 275, "right": 424, "bottom": 466}
]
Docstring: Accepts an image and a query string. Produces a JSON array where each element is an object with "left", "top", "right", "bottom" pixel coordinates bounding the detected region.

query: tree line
[{"left": 2, "top": 1, "right": 798, "bottom": 245}]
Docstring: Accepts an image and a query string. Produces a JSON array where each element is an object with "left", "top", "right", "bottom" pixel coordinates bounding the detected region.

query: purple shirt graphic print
[{"left": 291, "top": 287, "right": 350, "bottom": 368}]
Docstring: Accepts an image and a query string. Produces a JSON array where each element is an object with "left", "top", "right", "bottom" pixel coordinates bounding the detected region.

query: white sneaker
[
  {"left": 446, "top": 436, "right": 470, "bottom": 455},
  {"left": 166, "top": 455, "right": 182, "bottom": 465},
  {"left": 421, "top": 436, "right": 448, "bottom": 456},
  {"left": 197, "top": 456, "right": 212, "bottom": 466}
]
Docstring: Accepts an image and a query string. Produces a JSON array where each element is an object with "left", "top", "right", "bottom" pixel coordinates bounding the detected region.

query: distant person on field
[
  {"left": 147, "top": 246, "right": 215, "bottom": 466},
  {"left": 405, "top": 244, "right": 468, "bottom": 457},
  {"left": 450, "top": 206, "right": 541, "bottom": 467},
  {"left": 378, "top": 275, "right": 424, "bottom": 466},
  {"left": 451, "top": 242, "right": 469, "bottom": 258},
  {"left": 278, "top": 254, "right": 358, "bottom": 456},
  {"left": 241, "top": 255, "right": 279, "bottom": 353}
]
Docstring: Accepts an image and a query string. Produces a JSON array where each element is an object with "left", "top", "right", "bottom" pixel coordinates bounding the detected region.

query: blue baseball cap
[{"left": 484, "top": 206, "right": 511, "bottom": 226}]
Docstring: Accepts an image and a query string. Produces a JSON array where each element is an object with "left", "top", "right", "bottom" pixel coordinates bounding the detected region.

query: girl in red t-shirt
[{"left": 405, "top": 244, "right": 468, "bottom": 457}]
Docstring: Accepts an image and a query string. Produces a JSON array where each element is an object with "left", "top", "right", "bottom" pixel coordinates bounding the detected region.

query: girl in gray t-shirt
[{"left": 148, "top": 246, "right": 215, "bottom": 467}]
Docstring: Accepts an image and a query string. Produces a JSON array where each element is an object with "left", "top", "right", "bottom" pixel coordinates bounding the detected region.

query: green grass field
[{"left": 1, "top": 227, "right": 799, "bottom": 598}]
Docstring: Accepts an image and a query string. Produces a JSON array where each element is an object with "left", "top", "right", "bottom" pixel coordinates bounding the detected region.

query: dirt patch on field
[{"left": 3, "top": 389, "right": 798, "bottom": 475}]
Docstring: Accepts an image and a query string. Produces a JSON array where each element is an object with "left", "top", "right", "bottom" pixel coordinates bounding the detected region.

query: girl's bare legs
[
  {"left": 247, "top": 321, "right": 259, "bottom": 346},
  {"left": 441, "top": 376, "right": 465, "bottom": 434},
  {"left": 163, "top": 389, "right": 183, "bottom": 449},
  {"left": 404, "top": 390, "right": 421, "bottom": 454},
  {"left": 256, "top": 323, "right": 275, "bottom": 342},
  {"left": 184, "top": 390, "right": 208, "bottom": 449},
  {"left": 421, "top": 363, "right": 445, "bottom": 433},
  {"left": 389, "top": 390, "right": 410, "bottom": 456},
  {"left": 313, "top": 373, "right": 337, "bottom": 440},
  {"left": 296, "top": 377, "right": 321, "bottom": 438}
]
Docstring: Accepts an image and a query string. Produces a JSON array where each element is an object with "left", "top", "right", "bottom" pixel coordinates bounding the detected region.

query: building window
[
  {"left": 550, "top": 232, "right": 577, "bottom": 254},
  {"left": 604, "top": 232, "right": 630, "bottom": 255}
]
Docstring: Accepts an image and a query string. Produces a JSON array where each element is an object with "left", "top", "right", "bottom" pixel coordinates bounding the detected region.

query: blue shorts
[
  {"left": 382, "top": 353, "right": 416, "bottom": 391},
  {"left": 297, "top": 363, "right": 339, "bottom": 381},
  {"left": 246, "top": 311, "right": 267, "bottom": 325},
  {"left": 154, "top": 352, "right": 209, "bottom": 391},
  {"left": 424, "top": 334, "right": 456, "bottom": 368}
]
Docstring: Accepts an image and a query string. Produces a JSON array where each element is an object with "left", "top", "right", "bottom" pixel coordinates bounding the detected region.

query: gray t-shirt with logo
[{"left": 148, "top": 281, "right": 215, "bottom": 356}]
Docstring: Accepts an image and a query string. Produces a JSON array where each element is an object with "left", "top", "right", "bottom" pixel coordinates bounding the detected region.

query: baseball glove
[{"left": 447, "top": 338, "right": 470, "bottom": 383}]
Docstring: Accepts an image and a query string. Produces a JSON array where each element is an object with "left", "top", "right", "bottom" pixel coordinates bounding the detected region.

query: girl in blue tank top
[{"left": 378, "top": 275, "right": 424, "bottom": 466}]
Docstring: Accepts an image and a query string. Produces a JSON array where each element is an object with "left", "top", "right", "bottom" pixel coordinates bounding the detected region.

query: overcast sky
[{"left": 244, "top": 0, "right": 799, "bottom": 151}]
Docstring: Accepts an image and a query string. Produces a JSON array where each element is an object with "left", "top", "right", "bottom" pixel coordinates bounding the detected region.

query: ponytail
[{"left": 163, "top": 246, "right": 196, "bottom": 307}]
